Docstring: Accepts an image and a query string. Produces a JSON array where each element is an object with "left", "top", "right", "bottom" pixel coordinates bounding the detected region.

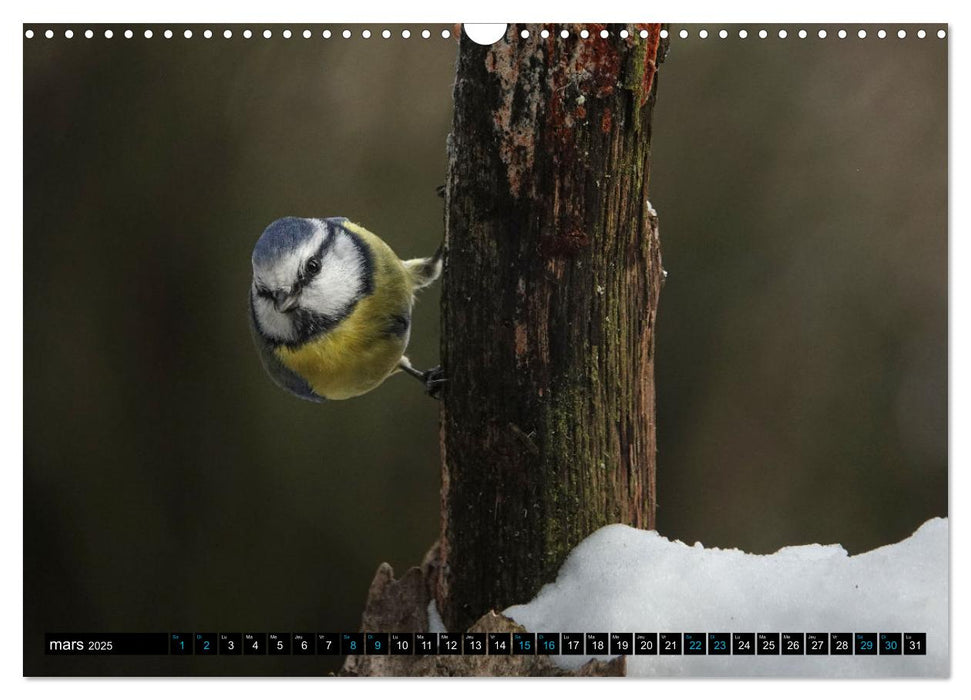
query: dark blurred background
[{"left": 24, "top": 24, "right": 947, "bottom": 676}]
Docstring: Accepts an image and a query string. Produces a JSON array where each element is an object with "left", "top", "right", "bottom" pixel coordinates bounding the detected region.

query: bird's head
[{"left": 250, "top": 217, "right": 372, "bottom": 345}]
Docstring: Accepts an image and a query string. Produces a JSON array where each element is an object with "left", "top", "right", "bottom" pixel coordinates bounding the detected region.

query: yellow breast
[{"left": 274, "top": 224, "right": 413, "bottom": 400}]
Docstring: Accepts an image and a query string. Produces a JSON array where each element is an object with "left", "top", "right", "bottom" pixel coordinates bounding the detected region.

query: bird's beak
[{"left": 273, "top": 291, "right": 300, "bottom": 313}]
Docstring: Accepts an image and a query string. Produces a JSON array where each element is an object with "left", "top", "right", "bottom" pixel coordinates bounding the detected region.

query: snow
[
  {"left": 427, "top": 598, "right": 446, "bottom": 634},
  {"left": 503, "top": 518, "right": 948, "bottom": 677}
]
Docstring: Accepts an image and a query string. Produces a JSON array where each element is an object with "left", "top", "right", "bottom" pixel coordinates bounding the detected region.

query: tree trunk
[{"left": 438, "top": 23, "right": 666, "bottom": 632}]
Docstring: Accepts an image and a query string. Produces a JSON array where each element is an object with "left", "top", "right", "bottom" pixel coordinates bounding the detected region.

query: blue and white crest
[{"left": 252, "top": 216, "right": 347, "bottom": 267}]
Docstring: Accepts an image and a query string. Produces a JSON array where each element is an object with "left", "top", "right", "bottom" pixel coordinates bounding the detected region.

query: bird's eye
[{"left": 305, "top": 258, "right": 321, "bottom": 275}]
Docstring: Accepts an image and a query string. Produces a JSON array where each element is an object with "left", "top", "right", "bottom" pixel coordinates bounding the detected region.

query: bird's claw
[{"left": 422, "top": 366, "right": 447, "bottom": 399}]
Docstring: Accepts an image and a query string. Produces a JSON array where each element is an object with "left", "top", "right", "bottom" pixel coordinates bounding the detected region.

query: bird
[{"left": 249, "top": 216, "right": 444, "bottom": 402}]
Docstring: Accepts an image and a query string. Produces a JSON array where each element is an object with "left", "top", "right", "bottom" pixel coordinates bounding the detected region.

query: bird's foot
[{"left": 422, "top": 366, "right": 447, "bottom": 399}]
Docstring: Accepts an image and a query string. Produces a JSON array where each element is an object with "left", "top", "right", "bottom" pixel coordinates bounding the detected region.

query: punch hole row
[
  {"left": 667, "top": 27, "right": 946, "bottom": 40},
  {"left": 23, "top": 26, "right": 948, "bottom": 41},
  {"left": 519, "top": 28, "right": 653, "bottom": 39},
  {"left": 23, "top": 27, "right": 457, "bottom": 40}
]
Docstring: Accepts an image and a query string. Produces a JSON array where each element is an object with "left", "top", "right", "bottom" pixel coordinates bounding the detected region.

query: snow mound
[{"left": 504, "top": 518, "right": 948, "bottom": 677}]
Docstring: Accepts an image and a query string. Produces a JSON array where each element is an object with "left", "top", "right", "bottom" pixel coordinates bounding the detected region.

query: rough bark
[
  {"left": 339, "top": 560, "right": 625, "bottom": 677},
  {"left": 438, "top": 24, "right": 666, "bottom": 632}
]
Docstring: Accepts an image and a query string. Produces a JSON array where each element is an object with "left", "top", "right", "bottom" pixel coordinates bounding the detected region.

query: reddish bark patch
[
  {"left": 574, "top": 24, "right": 621, "bottom": 99},
  {"left": 601, "top": 108, "right": 612, "bottom": 134},
  {"left": 514, "top": 322, "right": 528, "bottom": 358},
  {"left": 634, "top": 23, "right": 662, "bottom": 106},
  {"left": 545, "top": 27, "right": 625, "bottom": 166},
  {"left": 484, "top": 24, "right": 662, "bottom": 197},
  {"left": 538, "top": 229, "right": 591, "bottom": 257}
]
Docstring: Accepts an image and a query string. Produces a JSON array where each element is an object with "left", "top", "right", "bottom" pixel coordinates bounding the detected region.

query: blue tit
[{"left": 249, "top": 216, "right": 444, "bottom": 401}]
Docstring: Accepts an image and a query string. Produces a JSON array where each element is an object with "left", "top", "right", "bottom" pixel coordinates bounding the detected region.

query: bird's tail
[{"left": 404, "top": 242, "right": 444, "bottom": 290}]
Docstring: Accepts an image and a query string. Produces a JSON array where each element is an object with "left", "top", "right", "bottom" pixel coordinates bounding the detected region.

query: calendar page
[{"left": 23, "top": 21, "right": 948, "bottom": 678}]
